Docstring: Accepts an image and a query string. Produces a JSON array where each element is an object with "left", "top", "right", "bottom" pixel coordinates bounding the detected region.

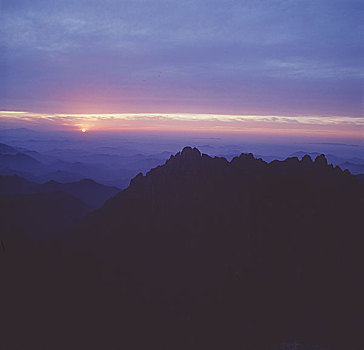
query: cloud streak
[{"left": 1, "top": 111, "right": 363, "bottom": 142}]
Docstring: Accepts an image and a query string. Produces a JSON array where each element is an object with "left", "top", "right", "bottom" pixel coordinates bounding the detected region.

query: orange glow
[{"left": 81, "top": 128, "right": 87, "bottom": 133}]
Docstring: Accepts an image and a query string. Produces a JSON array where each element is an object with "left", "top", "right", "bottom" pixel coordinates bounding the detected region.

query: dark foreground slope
[{"left": 1, "top": 147, "right": 363, "bottom": 350}]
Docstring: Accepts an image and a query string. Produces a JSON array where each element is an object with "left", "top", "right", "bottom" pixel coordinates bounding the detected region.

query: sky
[{"left": 0, "top": 0, "right": 363, "bottom": 139}]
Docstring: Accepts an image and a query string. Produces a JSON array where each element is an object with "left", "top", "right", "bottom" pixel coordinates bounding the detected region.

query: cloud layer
[{"left": 1, "top": 111, "right": 363, "bottom": 143}]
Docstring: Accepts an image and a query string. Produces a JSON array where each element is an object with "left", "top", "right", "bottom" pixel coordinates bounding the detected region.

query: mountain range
[
  {"left": 0, "top": 175, "right": 120, "bottom": 209},
  {"left": 1, "top": 147, "right": 363, "bottom": 350},
  {"left": 0, "top": 174, "right": 120, "bottom": 242},
  {"left": 1, "top": 137, "right": 364, "bottom": 192},
  {"left": 0, "top": 141, "right": 172, "bottom": 188}
]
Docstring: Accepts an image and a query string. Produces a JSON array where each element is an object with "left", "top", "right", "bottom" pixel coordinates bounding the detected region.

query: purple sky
[{"left": 1, "top": 0, "right": 363, "bottom": 122}]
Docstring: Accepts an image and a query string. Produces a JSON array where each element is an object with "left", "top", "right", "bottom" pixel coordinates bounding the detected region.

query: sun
[{"left": 81, "top": 128, "right": 87, "bottom": 133}]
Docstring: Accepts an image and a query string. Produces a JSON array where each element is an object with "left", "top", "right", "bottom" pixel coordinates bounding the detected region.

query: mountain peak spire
[{"left": 180, "top": 146, "right": 202, "bottom": 160}]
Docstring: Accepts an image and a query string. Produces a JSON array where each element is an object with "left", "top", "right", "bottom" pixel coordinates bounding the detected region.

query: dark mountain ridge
[
  {"left": 290, "top": 150, "right": 364, "bottom": 175},
  {"left": 62, "top": 147, "right": 363, "bottom": 349},
  {"left": 1, "top": 147, "right": 363, "bottom": 350}
]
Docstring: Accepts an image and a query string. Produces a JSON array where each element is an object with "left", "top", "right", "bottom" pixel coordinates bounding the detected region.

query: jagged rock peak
[
  {"left": 238, "top": 152, "right": 255, "bottom": 160},
  {"left": 130, "top": 172, "right": 144, "bottom": 186},
  {"left": 301, "top": 154, "right": 313, "bottom": 164},
  {"left": 180, "top": 146, "right": 202, "bottom": 160},
  {"left": 314, "top": 154, "right": 328, "bottom": 166}
]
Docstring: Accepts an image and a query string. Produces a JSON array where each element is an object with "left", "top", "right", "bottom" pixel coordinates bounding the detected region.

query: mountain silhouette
[
  {"left": 290, "top": 150, "right": 364, "bottom": 175},
  {"left": 60, "top": 147, "right": 363, "bottom": 349},
  {"left": 0, "top": 141, "right": 171, "bottom": 188},
  {"left": 1, "top": 147, "right": 363, "bottom": 350},
  {"left": 0, "top": 152, "right": 47, "bottom": 174},
  {"left": 0, "top": 191, "right": 90, "bottom": 240},
  {"left": 0, "top": 175, "right": 120, "bottom": 209},
  {"left": 0, "top": 142, "right": 18, "bottom": 155}
]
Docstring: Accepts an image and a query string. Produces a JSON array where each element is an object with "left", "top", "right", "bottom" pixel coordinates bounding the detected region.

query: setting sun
[{"left": 81, "top": 128, "right": 87, "bottom": 133}]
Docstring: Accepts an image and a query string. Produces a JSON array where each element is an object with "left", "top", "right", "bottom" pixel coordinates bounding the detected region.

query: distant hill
[
  {"left": 0, "top": 175, "right": 120, "bottom": 209},
  {"left": 0, "top": 142, "right": 18, "bottom": 155},
  {"left": 0, "top": 142, "right": 167, "bottom": 188},
  {"left": 0, "top": 152, "right": 47, "bottom": 174},
  {"left": 40, "top": 178, "right": 120, "bottom": 209}
]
